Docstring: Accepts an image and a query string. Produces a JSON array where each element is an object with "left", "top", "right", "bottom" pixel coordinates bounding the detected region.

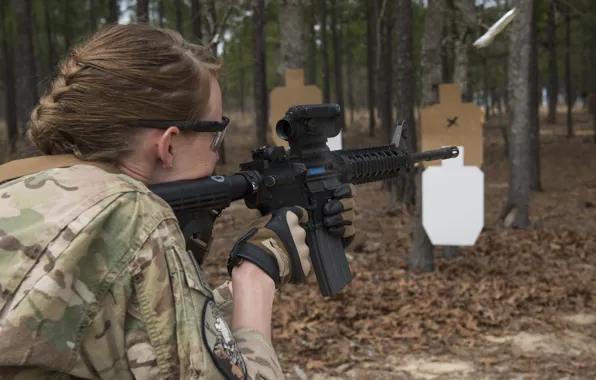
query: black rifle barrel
[
  {"left": 410, "top": 146, "right": 459, "bottom": 162},
  {"left": 336, "top": 145, "right": 459, "bottom": 185}
]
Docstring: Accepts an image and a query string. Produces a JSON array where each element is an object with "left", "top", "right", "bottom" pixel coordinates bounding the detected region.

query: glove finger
[
  {"left": 339, "top": 197, "right": 355, "bottom": 212},
  {"left": 324, "top": 213, "right": 345, "bottom": 228},
  {"left": 288, "top": 205, "right": 309, "bottom": 224},
  {"left": 324, "top": 196, "right": 355, "bottom": 216},
  {"left": 333, "top": 183, "right": 355, "bottom": 199},
  {"left": 284, "top": 208, "right": 311, "bottom": 278},
  {"left": 325, "top": 210, "right": 356, "bottom": 227},
  {"left": 323, "top": 199, "right": 344, "bottom": 216},
  {"left": 341, "top": 209, "right": 356, "bottom": 224},
  {"left": 349, "top": 184, "right": 356, "bottom": 197},
  {"left": 297, "top": 242, "right": 311, "bottom": 277},
  {"left": 343, "top": 224, "right": 356, "bottom": 239},
  {"left": 327, "top": 225, "right": 345, "bottom": 238},
  {"left": 328, "top": 224, "right": 356, "bottom": 240},
  {"left": 285, "top": 210, "right": 307, "bottom": 243}
]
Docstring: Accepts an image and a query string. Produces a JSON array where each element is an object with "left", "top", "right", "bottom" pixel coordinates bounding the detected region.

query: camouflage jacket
[{"left": 0, "top": 164, "right": 285, "bottom": 380}]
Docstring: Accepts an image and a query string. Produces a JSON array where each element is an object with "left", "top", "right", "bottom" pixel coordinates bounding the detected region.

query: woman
[{"left": 0, "top": 24, "right": 356, "bottom": 379}]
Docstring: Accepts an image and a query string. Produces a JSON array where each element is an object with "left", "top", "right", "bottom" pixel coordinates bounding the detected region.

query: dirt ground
[
  {"left": 1, "top": 108, "right": 595, "bottom": 379},
  {"left": 202, "top": 108, "right": 596, "bottom": 380}
]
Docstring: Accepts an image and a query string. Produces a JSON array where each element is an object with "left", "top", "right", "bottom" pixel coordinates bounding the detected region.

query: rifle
[{"left": 148, "top": 104, "right": 459, "bottom": 297}]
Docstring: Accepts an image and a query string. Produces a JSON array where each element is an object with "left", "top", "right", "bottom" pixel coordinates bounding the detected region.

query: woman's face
[
  {"left": 143, "top": 75, "right": 225, "bottom": 184},
  {"left": 169, "top": 76, "right": 224, "bottom": 179}
]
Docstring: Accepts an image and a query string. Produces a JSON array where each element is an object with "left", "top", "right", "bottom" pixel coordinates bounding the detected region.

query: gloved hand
[
  {"left": 227, "top": 206, "right": 311, "bottom": 289},
  {"left": 323, "top": 183, "right": 357, "bottom": 248}
]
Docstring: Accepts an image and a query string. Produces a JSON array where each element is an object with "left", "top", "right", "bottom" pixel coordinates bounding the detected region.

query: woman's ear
[{"left": 156, "top": 126, "right": 180, "bottom": 168}]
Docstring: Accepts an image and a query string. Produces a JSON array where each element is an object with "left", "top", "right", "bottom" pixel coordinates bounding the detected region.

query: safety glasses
[{"left": 134, "top": 116, "right": 230, "bottom": 152}]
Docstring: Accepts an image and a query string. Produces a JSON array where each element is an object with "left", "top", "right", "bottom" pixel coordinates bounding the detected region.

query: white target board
[
  {"left": 422, "top": 146, "right": 484, "bottom": 246},
  {"left": 327, "top": 131, "right": 343, "bottom": 151}
]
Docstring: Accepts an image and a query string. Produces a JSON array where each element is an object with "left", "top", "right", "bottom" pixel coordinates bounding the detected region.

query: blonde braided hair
[{"left": 28, "top": 23, "right": 221, "bottom": 162}]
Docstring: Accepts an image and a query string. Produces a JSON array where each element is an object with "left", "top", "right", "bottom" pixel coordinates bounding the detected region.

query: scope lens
[{"left": 276, "top": 119, "right": 294, "bottom": 140}]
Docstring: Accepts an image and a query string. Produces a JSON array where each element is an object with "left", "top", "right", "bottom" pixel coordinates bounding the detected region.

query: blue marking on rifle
[{"left": 308, "top": 168, "right": 325, "bottom": 175}]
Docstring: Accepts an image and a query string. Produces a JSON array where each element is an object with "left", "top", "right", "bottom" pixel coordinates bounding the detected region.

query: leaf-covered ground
[{"left": 202, "top": 109, "right": 596, "bottom": 379}]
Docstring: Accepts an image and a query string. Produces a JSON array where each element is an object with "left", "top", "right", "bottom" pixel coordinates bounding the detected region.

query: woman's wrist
[
  {"left": 231, "top": 260, "right": 276, "bottom": 293},
  {"left": 230, "top": 260, "right": 276, "bottom": 342}
]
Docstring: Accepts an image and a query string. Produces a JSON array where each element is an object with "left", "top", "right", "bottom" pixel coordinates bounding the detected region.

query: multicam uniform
[{"left": 0, "top": 164, "right": 284, "bottom": 380}]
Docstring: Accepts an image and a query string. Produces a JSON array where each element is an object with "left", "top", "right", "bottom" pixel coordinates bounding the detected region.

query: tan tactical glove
[
  {"left": 323, "top": 184, "right": 356, "bottom": 247},
  {"left": 227, "top": 206, "right": 311, "bottom": 289}
]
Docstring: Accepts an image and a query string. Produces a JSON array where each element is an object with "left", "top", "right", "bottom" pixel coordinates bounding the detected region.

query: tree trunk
[
  {"left": 2, "top": 0, "right": 18, "bottom": 153},
  {"left": 191, "top": 0, "right": 202, "bottom": 40},
  {"left": 175, "top": 0, "right": 183, "bottom": 34},
  {"left": 383, "top": 14, "right": 394, "bottom": 143},
  {"left": 483, "top": 55, "right": 490, "bottom": 119},
  {"left": 392, "top": 0, "right": 416, "bottom": 208},
  {"left": 238, "top": 36, "right": 246, "bottom": 114},
  {"left": 43, "top": 0, "right": 55, "bottom": 74},
  {"left": 374, "top": 0, "right": 382, "bottom": 127},
  {"left": 158, "top": 0, "right": 165, "bottom": 27},
  {"left": 409, "top": 0, "right": 445, "bottom": 273},
  {"left": 504, "top": 53, "right": 510, "bottom": 113},
  {"left": 107, "top": 0, "right": 119, "bottom": 24},
  {"left": 13, "top": 0, "right": 38, "bottom": 136},
  {"left": 453, "top": 40, "right": 469, "bottom": 99},
  {"left": 88, "top": 0, "right": 98, "bottom": 33},
  {"left": 206, "top": 1, "right": 217, "bottom": 53},
  {"left": 366, "top": 0, "right": 376, "bottom": 137},
  {"left": 330, "top": 0, "right": 346, "bottom": 131},
  {"left": 452, "top": 0, "right": 475, "bottom": 102},
  {"left": 419, "top": 0, "right": 444, "bottom": 106},
  {"left": 441, "top": 19, "right": 451, "bottom": 83},
  {"left": 137, "top": 0, "right": 149, "bottom": 23},
  {"left": 279, "top": 0, "right": 305, "bottom": 73},
  {"left": 318, "top": 0, "right": 331, "bottom": 103},
  {"left": 529, "top": 0, "right": 542, "bottom": 192},
  {"left": 204, "top": 0, "right": 225, "bottom": 163},
  {"left": 374, "top": 0, "right": 389, "bottom": 142},
  {"left": 308, "top": 0, "right": 317, "bottom": 85},
  {"left": 564, "top": 3, "right": 572, "bottom": 137},
  {"left": 500, "top": 0, "right": 533, "bottom": 229},
  {"left": 345, "top": 24, "right": 355, "bottom": 126},
  {"left": 546, "top": 0, "right": 558, "bottom": 124},
  {"left": 253, "top": 0, "right": 268, "bottom": 147},
  {"left": 63, "top": 0, "right": 72, "bottom": 54},
  {"left": 502, "top": 0, "right": 510, "bottom": 113}
]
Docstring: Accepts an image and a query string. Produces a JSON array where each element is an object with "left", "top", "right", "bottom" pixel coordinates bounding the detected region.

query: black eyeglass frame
[
  {"left": 133, "top": 116, "right": 230, "bottom": 152},
  {"left": 133, "top": 116, "right": 230, "bottom": 132}
]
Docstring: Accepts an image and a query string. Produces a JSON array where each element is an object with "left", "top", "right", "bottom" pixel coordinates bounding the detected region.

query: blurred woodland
[
  {"left": 1, "top": 0, "right": 596, "bottom": 379},
  {"left": 3, "top": 0, "right": 596, "bottom": 144}
]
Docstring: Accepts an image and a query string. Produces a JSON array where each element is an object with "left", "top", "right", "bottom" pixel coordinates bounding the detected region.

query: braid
[{"left": 28, "top": 55, "right": 85, "bottom": 156}]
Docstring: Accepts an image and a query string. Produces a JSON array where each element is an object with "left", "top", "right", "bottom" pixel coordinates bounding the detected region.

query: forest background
[{"left": 1, "top": 0, "right": 596, "bottom": 379}]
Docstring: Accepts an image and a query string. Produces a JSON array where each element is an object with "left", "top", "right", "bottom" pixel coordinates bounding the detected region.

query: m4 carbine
[{"left": 149, "top": 104, "right": 459, "bottom": 297}]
